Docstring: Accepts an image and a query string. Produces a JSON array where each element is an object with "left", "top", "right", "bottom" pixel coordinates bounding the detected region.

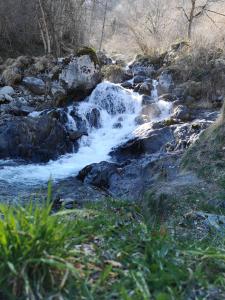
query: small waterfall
[
  {"left": 151, "top": 80, "right": 159, "bottom": 101},
  {"left": 0, "top": 82, "right": 142, "bottom": 184},
  {"left": 66, "top": 106, "right": 77, "bottom": 131},
  {"left": 0, "top": 79, "right": 173, "bottom": 185},
  {"left": 151, "top": 79, "right": 172, "bottom": 121}
]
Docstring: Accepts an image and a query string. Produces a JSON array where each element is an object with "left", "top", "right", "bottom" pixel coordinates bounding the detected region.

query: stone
[
  {"left": 172, "top": 105, "right": 191, "bottom": 121},
  {"left": 121, "top": 81, "right": 133, "bottom": 89},
  {"left": 86, "top": 108, "right": 101, "bottom": 129},
  {"left": 133, "top": 75, "right": 147, "bottom": 84},
  {"left": 110, "top": 125, "right": 174, "bottom": 161},
  {"left": 138, "top": 82, "right": 153, "bottom": 95},
  {"left": 142, "top": 95, "right": 155, "bottom": 105},
  {"left": 2, "top": 67, "right": 22, "bottom": 85},
  {"left": 51, "top": 83, "right": 67, "bottom": 107},
  {"left": 22, "top": 77, "right": 46, "bottom": 95},
  {"left": 0, "top": 115, "right": 73, "bottom": 162},
  {"left": 60, "top": 54, "right": 101, "bottom": 97},
  {"left": 0, "top": 86, "right": 15, "bottom": 96}
]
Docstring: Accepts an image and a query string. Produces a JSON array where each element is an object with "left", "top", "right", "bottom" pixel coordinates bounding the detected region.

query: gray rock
[
  {"left": 110, "top": 125, "right": 174, "bottom": 161},
  {"left": 51, "top": 83, "right": 67, "bottom": 107},
  {"left": 60, "top": 55, "right": 101, "bottom": 97},
  {"left": 121, "top": 81, "right": 133, "bottom": 89},
  {"left": 0, "top": 115, "right": 73, "bottom": 162},
  {"left": 138, "top": 82, "right": 153, "bottom": 95},
  {"left": 0, "top": 86, "right": 15, "bottom": 96},
  {"left": 22, "top": 77, "right": 46, "bottom": 95},
  {"left": 133, "top": 75, "right": 147, "bottom": 84},
  {"left": 172, "top": 105, "right": 192, "bottom": 121},
  {"left": 142, "top": 95, "right": 155, "bottom": 105}
]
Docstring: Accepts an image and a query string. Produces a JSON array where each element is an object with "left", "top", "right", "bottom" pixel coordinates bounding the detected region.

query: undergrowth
[{"left": 0, "top": 196, "right": 225, "bottom": 299}]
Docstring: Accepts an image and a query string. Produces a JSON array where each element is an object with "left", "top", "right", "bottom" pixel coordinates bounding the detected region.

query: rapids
[{"left": 0, "top": 81, "right": 172, "bottom": 186}]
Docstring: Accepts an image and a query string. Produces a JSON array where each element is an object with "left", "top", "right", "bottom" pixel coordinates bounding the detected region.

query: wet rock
[
  {"left": 78, "top": 161, "right": 121, "bottom": 189},
  {"left": 0, "top": 115, "right": 73, "bottom": 162},
  {"left": 141, "top": 103, "right": 161, "bottom": 119},
  {"left": 142, "top": 95, "right": 155, "bottom": 105},
  {"left": 121, "top": 81, "right": 133, "bottom": 89},
  {"left": 110, "top": 125, "right": 174, "bottom": 161},
  {"left": 172, "top": 105, "right": 192, "bottom": 121},
  {"left": 51, "top": 83, "right": 67, "bottom": 107},
  {"left": 68, "top": 130, "right": 87, "bottom": 141},
  {"left": 0, "top": 101, "right": 34, "bottom": 116},
  {"left": 78, "top": 152, "right": 181, "bottom": 200},
  {"left": 133, "top": 75, "right": 146, "bottom": 84},
  {"left": 22, "top": 77, "right": 46, "bottom": 95},
  {"left": 158, "top": 93, "right": 176, "bottom": 102},
  {"left": 86, "top": 108, "right": 101, "bottom": 129},
  {"left": 113, "top": 122, "right": 122, "bottom": 129},
  {"left": 135, "top": 115, "right": 149, "bottom": 125},
  {"left": 138, "top": 82, "right": 153, "bottom": 95},
  {"left": 167, "top": 120, "right": 212, "bottom": 152}
]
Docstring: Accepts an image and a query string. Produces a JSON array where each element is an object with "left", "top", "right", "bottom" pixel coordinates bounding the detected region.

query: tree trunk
[
  {"left": 188, "top": 0, "right": 196, "bottom": 40},
  {"left": 99, "top": 0, "right": 108, "bottom": 51}
]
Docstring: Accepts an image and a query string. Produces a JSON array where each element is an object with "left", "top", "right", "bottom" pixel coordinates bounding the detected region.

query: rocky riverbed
[{"left": 0, "top": 44, "right": 223, "bottom": 206}]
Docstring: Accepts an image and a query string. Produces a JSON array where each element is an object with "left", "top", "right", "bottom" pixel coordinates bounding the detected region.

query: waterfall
[
  {"left": 0, "top": 82, "right": 142, "bottom": 184},
  {"left": 0, "top": 80, "right": 172, "bottom": 185}
]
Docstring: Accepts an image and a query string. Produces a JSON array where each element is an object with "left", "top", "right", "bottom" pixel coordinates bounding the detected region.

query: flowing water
[{"left": 0, "top": 81, "right": 172, "bottom": 197}]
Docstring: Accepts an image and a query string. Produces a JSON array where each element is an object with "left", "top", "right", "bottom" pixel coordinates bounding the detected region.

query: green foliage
[
  {"left": 1, "top": 198, "right": 225, "bottom": 299},
  {"left": 76, "top": 47, "right": 99, "bottom": 66}
]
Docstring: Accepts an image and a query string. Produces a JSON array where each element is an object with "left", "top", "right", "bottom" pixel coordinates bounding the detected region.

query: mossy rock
[
  {"left": 76, "top": 47, "right": 99, "bottom": 67},
  {"left": 102, "top": 64, "right": 125, "bottom": 83}
]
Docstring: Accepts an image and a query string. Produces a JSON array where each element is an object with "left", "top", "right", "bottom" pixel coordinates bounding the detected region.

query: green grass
[{"left": 1, "top": 197, "right": 225, "bottom": 299}]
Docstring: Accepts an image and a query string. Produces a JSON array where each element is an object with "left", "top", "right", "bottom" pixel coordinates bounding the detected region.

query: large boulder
[
  {"left": 78, "top": 153, "right": 181, "bottom": 200},
  {"left": 110, "top": 125, "right": 174, "bottom": 161},
  {"left": 172, "top": 105, "right": 192, "bottom": 121},
  {"left": 0, "top": 115, "right": 74, "bottom": 162},
  {"left": 60, "top": 54, "right": 101, "bottom": 98},
  {"left": 77, "top": 161, "right": 121, "bottom": 189}
]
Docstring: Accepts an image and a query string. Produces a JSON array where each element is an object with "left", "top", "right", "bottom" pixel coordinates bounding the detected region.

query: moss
[
  {"left": 102, "top": 64, "right": 125, "bottom": 83},
  {"left": 182, "top": 120, "right": 225, "bottom": 185},
  {"left": 76, "top": 46, "right": 99, "bottom": 66},
  {"left": 163, "top": 118, "right": 179, "bottom": 126}
]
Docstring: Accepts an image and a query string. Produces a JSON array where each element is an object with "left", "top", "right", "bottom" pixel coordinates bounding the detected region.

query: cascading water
[{"left": 0, "top": 81, "right": 172, "bottom": 186}]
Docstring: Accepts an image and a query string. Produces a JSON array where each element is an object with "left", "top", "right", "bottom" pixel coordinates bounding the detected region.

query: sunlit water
[{"left": 0, "top": 81, "right": 172, "bottom": 185}]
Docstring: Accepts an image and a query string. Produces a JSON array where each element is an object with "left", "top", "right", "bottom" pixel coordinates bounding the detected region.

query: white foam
[
  {"left": 0, "top": 82, "right": 142, "bottom": 184},
  {"left": 0, "top": 81, "right": 172, "bottom": 185}
]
